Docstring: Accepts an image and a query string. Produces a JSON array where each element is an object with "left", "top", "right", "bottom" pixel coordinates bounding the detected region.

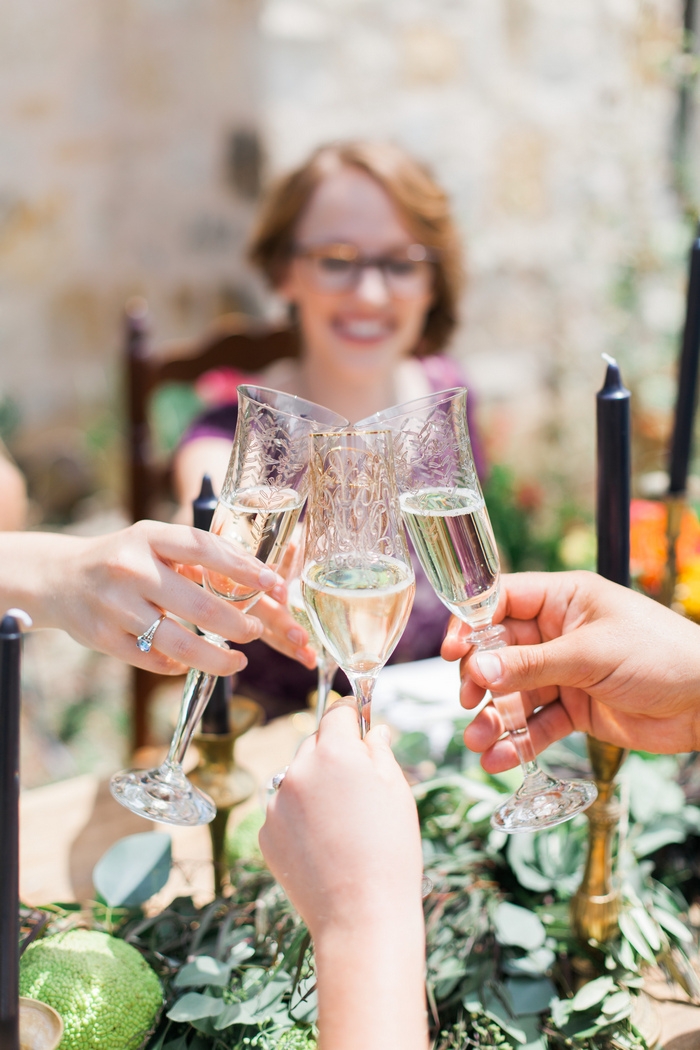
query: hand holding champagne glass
[
  {"left": 111, "top": 387, "right": 348, "bottom": 826},
  {"left": 357, "top": 389, "right": 597, "bottom": 832},
  {"left": 301, "top": 430, "right": 415, "bottom": 737}
]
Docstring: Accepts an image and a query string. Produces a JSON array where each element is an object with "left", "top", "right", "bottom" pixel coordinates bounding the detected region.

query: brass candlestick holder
[
  {"left": 189, "top": 698, "right": 263, "bottom": 897},
  {"left": 659, "top": 494, "right": 685, "bottom": 609},
  {"left": 660, "top": 495, "right": 685, "bottom": 609},
  {"left": 570, "top": 738, "right": 628, "bottom": 949}
]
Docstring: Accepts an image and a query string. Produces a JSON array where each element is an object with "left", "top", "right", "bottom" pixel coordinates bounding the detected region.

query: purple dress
[{"left": 182, "top": 356, "right": 485, "bottom": 719}]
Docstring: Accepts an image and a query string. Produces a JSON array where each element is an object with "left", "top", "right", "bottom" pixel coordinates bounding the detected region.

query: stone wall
[
  {"left": 0, "top": 0, "right": 696, "bottom": 517},
  {"left": 1, "top": 0, "right": 262, "bottom": 435},
  {"left": 259, "top": 0, "right": 695, "bottom": 509}
]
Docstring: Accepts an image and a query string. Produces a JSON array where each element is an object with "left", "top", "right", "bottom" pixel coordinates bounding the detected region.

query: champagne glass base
[
  {"left": 491, "top": 774, "right": 597, "bottom": 833},
  {"left": 110, "top": 763, "right": 216, "bottom": 826}
]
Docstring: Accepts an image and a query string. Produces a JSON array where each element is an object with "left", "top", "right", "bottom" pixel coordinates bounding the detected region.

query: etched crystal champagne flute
[
  {"left": 111, "top": 386, "right": 348, "bottom": 826},
  {"left": 286, "top": 521, "right": 339, "bottom": 725},
  {"left": 301, "top": 430, "right": 415, "bottom": 737},
  {"left": 357, "top": 389, "right": 597, "bottom": 832}
]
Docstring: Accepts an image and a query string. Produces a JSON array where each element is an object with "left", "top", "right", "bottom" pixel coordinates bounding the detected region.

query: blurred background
[{"left": 3, "top": 0, "right": 700, "bottom": 785}]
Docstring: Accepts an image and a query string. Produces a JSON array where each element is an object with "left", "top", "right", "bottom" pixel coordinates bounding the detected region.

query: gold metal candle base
[
  {"left": 189, "top": 697, "right": 264, "bottom": 896},
  {"left": 19, "top": 997, "right": 64, "bottom": 1050},
  {"left": 570, "top": 739, "right": 628, "bottom": 948},
  {"left": 660, "top": 494, "right": 685, "bottom": 609}
]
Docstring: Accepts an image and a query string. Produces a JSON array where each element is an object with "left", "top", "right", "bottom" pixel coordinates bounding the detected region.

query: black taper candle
[
  {"left": 0, "top": 613, "right": 21, "bottom": 1050},
  {"left": 669, "top": 223, "right": 700, "bottom": 496},
  {"left": 193, "top": 476, "right": 231, "bottom": 735},
  {"left": 597, "top": 355, "right": 631, "bottom": 587}
]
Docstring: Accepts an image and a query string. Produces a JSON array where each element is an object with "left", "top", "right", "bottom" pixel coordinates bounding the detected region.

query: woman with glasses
[{"left": 174, "top": 140, "right": 484, "bottom": 716}]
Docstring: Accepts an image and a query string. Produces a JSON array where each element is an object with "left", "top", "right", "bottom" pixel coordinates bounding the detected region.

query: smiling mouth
[{"left": 332, "top": 318, "right": 395, "bottom": 343}]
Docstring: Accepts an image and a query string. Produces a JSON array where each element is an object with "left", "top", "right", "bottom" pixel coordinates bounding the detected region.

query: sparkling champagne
[
  {"left": 302, "top": 558, "right": 415, "bottom": 676},
  {"left": 288, "top": 578, "right": 326, "bottom": 657},
  {"left": 400, "top": 487, "right": 499, "bottom": 627},
  {"left": 205, "top": 486, "right": 303, "bottom": 603}
]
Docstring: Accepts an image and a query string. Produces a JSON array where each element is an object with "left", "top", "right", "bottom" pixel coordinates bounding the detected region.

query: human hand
[
  {"left": 46, "top": 521, "right": 293, "bottom": 675},
  {"left": 251, "top": 593, "right": 317, "bottom": 670},
  {"left": 441, "top": 570, "right": 700, "bottom": 771},
  {"left": 259, "top": 700, "right": 423, "bottom": 937}
]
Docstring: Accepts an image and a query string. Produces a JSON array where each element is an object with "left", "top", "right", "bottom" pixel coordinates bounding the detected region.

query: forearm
[
  {"left": 313, "top": 903, "right": 428, "bottom": 1050},
  {"left": 0, "top": 456, "right": 28, "bottom": 531},
  {"left": 0, "top": 532, "right": 79, "bottom": 629}
]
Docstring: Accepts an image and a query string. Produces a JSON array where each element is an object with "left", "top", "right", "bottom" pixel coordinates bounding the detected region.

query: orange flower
[
  {"left": 630, "top": 499, "right": 667, "bottom": 594},
  {"left": 630, "top": 499, "right": 700, "bottom": 610}
]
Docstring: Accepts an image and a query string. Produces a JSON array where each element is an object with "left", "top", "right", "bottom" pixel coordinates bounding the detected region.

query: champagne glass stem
[
  {"left": 482, "top": 634, "right": 541, "bottom": 776},
  {"left": 166, "top": 667, "right": 218, "bottom": 766},
  {"left": 347, "top": 674, "right": 375, "bottom": 739},
  {"left": 165, "top": 630, "right": 226, "bottom": 766},
  {"left": 315, "top": 655, "right": 338, "bottom": 727}
]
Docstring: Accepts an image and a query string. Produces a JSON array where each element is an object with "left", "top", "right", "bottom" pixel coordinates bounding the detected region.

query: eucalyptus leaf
[
  {"left": 174, "top": 955, "right": 230, "bottom": 988},
  {"left": 468, "top": 799, "right": 498, "bottom": 824},
  {"left": 493, "top": 902, "right": 546, "bottom": 951},
  {"left": 621, "top": 754, "right": 685, "bottom": 823},
  {"left": 549, "top": 998, "right": 572, "bottom": 1028},
  {"left": 653, "top": 907, "right": 693, "bottom": 944},
  {"left": 229, "top": 940, "right": 256, "bottom": 965},
  {"left": 503, "top": 977, "right": 557, "bottom": 1017},
  {"left": 630, "top": 906, "right": 661, "bottom": 952},
  {"left": 618, "top": 935, "right": 636, "bottom": 971},
  {"left": 92, "top": 832, "right": 171, "bottom": 907},
  {"left": 166, "top": 993, "right": 225, "bottom": 1022},
  {"left": 502, "top": 947, "right": 555, "bottom": 977},
  {"left": 619, "top": 910, "right": 657, "bottom": 965},
  {"left": 517, "top": 1014, "right": 547, "bottom": 1050},
  {"left": 162, "top": 1037, "right": 189, "bottom": 1050},
  {"left": 601, "top": 989, "right": 631, "bottom": 1017},
  {"left": 254, "top": 971, "right": 292, "bottom": 1012},
  {"left": 211, "top": 1002, "right": 242, "bottom": 1030},
  {"left": 570, "top": 975, "right": 615, "bottom": 1012},
  {"left": 482, "top": 988, "right": 527, "bottom": 1044},
  {"left": 632, "top": 819, "right": 688, "bottom": 858}
]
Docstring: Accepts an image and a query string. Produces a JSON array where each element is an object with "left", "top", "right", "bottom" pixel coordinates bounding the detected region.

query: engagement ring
[
  {"left": 271, "top": 767, "right": 288, "bottom": 792},
  {"left": 136, "top": 615, "right": 165, "bottom": 654}
]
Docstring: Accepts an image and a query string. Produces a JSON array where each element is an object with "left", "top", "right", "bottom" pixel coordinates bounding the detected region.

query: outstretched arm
[
  {"left": 0, "top": 453, "right": 28, "bottom": 531},
  {"left": 441, "top": 570, "right": 700, "bottom": 771},
  {"left": 260, "top": 701, "right": 429, "bottom": 1050},
  {"left": 0, "top": 522, "right": 315, "bottom": 674}
]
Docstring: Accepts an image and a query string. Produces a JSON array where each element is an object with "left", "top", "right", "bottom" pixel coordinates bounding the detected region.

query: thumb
[
  {"left": 365, "top": 723, "right": 400, "bottom": 770},
  {"left": 467, "top": 635, "right": 585, "bottom": 694}
]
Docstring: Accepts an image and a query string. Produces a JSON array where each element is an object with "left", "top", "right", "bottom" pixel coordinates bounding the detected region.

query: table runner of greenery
[{"left": 20, "top": 723, "right": 700, "bottom": 1050}]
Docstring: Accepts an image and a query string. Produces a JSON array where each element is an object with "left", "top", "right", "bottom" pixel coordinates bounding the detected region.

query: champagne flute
[
  {"left": 286, "top": 522, "right": 339, "bottom": 725},
  {"left": 301, "top": 429, "right": 415, "bottom": 737},
  {"left": 357, "top": 389, "right": 597, "bottom": 832},
  {"left": 111, "top": 386, "right": 348, "bottom": 826}
]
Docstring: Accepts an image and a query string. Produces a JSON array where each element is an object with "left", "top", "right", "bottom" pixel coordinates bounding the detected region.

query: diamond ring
[
  {"left": 271, "top": 767, "right": 288, "bottom": 792},
  {"left": 136, "top": 615, "right": 166, "bottom": 653}
]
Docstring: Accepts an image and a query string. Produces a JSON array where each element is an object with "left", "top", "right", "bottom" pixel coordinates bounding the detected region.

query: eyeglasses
[{"left": 292, "top": 242, "right": 435, "bottom": 298}]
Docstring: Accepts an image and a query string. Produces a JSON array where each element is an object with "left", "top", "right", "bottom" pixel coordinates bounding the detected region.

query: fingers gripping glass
[
  {"left": 356, "top": 389, "right": 597, "bottom": 833},
  {"left": 110, "top": 386, "right": 349, "bottom": 827},
  {"left": 294, "top": 242, "right": 434, "bottom": 298}
]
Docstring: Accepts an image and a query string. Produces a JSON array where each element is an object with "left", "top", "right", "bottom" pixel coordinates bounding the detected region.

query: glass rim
[
  {"left": 237, "top": 384, "right": 349, "bottom": 429},
  {"left": 354, "top": 386, "right": 467, "bottom": 428}
]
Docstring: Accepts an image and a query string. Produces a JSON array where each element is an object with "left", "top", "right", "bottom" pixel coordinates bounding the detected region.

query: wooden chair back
[{"left": 124, "top": 299, "right": 300, "bottom": 748}]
